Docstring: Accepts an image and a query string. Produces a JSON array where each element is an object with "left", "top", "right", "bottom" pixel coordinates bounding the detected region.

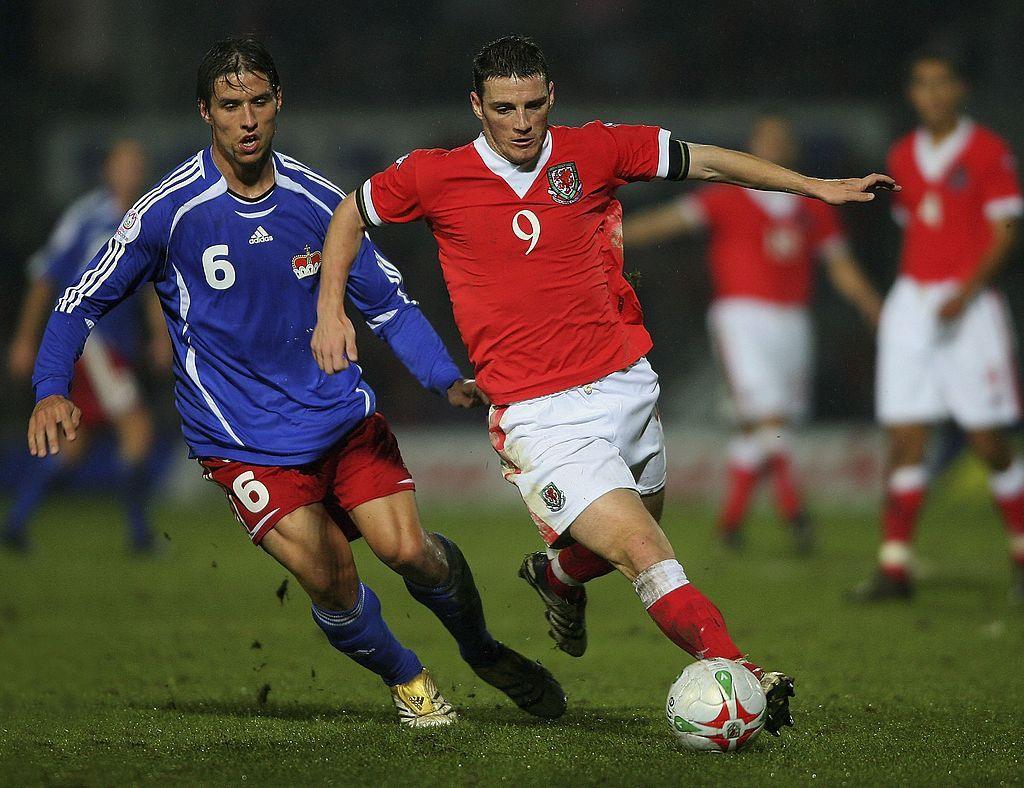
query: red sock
[
  {"left": 880, "top": 466, "right": 926, "bottom": 581},
  {"left": 647, "top": 584, "right": 743, "bottom": 661},
  {"left": 721, "top": 463, "right": 760, "bottom": 532},
  {"left": 991, "top": 459, "right": 1024, "bottom": 567},
  {"left": 768, "top": 452, "right": 802, "bottom": 521},
  {"left": 543, "top": 564, "right": 582, "bottom": 600},
  {"left": 552, "top": 543, "right": 614, "bottom": 584}
]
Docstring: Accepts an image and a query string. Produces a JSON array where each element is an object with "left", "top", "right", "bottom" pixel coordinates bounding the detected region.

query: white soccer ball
[{"left": 665, "top": 658, "right": 767, "bottom": 752}]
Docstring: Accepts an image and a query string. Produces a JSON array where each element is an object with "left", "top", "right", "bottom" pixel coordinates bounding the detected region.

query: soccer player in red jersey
[
  {"left": 623, "top": 115, "right": 881, "bottom": 552},
  {"left": 852, "top": 49, "right": 1024, "bottom": 601},
  {"left": 312, "top": 36, "right": 897, "bottom": 733}
]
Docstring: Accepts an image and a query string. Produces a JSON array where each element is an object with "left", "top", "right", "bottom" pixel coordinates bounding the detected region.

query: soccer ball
[{"left": 665, "top": 658, "right": 767, "bottom": 752}]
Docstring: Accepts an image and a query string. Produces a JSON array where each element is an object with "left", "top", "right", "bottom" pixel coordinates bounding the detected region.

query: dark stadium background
[{"left": 1, "top": 0, "right": 1021, "bottom": 434}]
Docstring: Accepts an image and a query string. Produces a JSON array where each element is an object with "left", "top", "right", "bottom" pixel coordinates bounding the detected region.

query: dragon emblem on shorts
[
  {"left": 540, "top": 482, "right": 566, "bottom": 512},
  {"left": 547, "top": 162, "right": 583, "bottom": 205}
]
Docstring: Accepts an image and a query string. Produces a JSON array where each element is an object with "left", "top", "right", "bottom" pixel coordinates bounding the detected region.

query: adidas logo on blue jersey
[{"left": 249, "top": 225, "right": 274, "bottom": 245}]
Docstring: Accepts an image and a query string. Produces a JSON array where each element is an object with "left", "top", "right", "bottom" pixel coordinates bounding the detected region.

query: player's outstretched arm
[
  {"left": 686, "top": 143, "right": 899, "bottom": 205},
  {"left": 27, "top": 394, "right": 81, "bottom": 457},
  {"left": 313, "top": 194, "right": 366, "bottom": 374}
]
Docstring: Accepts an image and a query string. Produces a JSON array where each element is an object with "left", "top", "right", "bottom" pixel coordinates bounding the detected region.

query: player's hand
[
  {"left": 447, "top": 378, "right": 490, "bottom": 408},
  {"left": 811, "top": 174, "right": 899, "bottom": 205},
  {"left": 938, "top": 290, "right": 970, "bottom": 322},
  {"left": 311, "top": 310, "right": 359, "bottom": 374},
  {"left": 8, "top": 335, "right": 36, "bottom": 380},
  {"left": 27, "top": 394, "right": 81, "bottom": 457}
]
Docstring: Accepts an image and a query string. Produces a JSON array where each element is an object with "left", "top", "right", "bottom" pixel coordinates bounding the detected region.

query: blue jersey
[
  {"left": 29, "top": 189, "right": 146, "bottom": 361},
  {"left": 33, "top": 148, "right": 462, "bottom": 465}
]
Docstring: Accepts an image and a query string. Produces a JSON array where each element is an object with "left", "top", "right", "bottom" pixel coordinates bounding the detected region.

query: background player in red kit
[
  {"left": 853, "top": 50, "right": 1024, "bottom": 601},
  {"left": 312, "top": 36, "right": 897, "bottom": 733},
  {"left": 624, "top": 115, "right": 881, "bottom": 552}
]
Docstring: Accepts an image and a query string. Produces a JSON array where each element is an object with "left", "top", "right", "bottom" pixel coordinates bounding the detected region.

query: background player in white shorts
[
  {"left": 625, "top": 115, "right": 881, "bottom": 552},
  {"left": 852, "top": 48, "right": 1024, "bottom": 601}
]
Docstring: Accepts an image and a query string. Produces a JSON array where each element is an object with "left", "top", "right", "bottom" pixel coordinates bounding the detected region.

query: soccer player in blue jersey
[
  {"left": 26, "top": 37, "right": 565, "bottom": 727},
  {"left": 4, "top": 139, "right": 168, "bottom": 553}
]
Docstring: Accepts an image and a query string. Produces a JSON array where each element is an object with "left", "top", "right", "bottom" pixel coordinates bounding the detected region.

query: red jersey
[
  {"left": 358, "top": 121, "right": 676, "bottom": 404},
  {"left": 887, "top": 119, "right": 1022, "bottom": 283},
  {"left": 683, "top": 186, "right": 845, "bottom": 305}
]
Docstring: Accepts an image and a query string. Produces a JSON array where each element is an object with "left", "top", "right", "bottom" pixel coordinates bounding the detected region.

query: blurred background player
[
  {"left": 853, "top": 49, "right": 1024, "bottom": 601},
  {"left": 624, "top": 115, "right": 881, "bottom": 552},
  {"left": 3, "top": 139, "right": 169, "bottom": 553}
]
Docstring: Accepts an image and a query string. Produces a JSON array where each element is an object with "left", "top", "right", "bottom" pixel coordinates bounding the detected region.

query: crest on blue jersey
[
  {"left": 291, "top": 245, "right": 322, "bottom": 280},
  {"left": 547, "top": 162, "right": 583, "bottom": 205}
]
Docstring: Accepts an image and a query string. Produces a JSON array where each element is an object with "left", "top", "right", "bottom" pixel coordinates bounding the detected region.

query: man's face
[
  {"left": 748, "top": 116, "right": 797, "bottom": 169},
  {"left": 471, "top": 75, "right": 554, "bottom": 167},
  {"left": 908, "top": 59, "right": 964, "bottom": 129},
  {"left": 200, "top": 70, "right": 281, "bottom": 168}
]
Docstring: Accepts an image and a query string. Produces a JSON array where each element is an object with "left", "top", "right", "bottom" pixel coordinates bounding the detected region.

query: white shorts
[
  {"left": 876, "top": 277, "right": 1020, "bottom": 429},
  {"left": 487, "top": 357, "right": 667, "bottom": 545},
  {"left": 708, "top": 298, "right": 812, "bottom": 423}
]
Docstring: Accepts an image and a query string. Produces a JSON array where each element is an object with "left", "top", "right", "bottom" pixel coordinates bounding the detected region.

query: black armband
[
  {"left": 354, "top": 181, "right": 374, "bottom": 226},
  {"left": 667, "top": 140, "right": 690, "bottom": 181}
]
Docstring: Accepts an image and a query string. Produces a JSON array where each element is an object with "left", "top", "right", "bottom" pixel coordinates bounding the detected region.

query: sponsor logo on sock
[{"left": 248, "top": 225, "right": 274, "bottom": 244}]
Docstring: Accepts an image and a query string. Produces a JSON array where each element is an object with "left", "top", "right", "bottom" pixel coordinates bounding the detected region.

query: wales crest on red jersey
[
  {"left": 547, "top": 162, "right": 583, "bottom": 205},
  {"left": 291, "top": 245, "right": 322, "bottom": 280}
]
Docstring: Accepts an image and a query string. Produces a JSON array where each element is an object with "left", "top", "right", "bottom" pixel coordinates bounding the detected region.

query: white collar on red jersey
[
  {"left": 745, "top": 188, "right": 799, "bottom": 218},
  {"left": 913, "top": 117, "right": 974, "bottom": 183},
  {"left": 473, "top": 131, "right": 553, "bottom": 198}
]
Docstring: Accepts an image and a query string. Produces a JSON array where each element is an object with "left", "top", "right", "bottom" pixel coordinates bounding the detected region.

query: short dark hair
[
  {"left": 197, "top": 36, "right": 281, "bottom": 108},
  {"left": 472, "top": 35, "right": 549, "bottom": 98},
  {"left": 907, "top": 44, "right": 967, "bottom": 82}
]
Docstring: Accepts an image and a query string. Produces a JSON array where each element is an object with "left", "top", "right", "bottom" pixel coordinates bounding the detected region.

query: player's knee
[
  {"left": 377, "top": 526, "right": 437, "bottom": 577},
  {"left": 298, "top": 559, "right": 359, "bottom": 610}
]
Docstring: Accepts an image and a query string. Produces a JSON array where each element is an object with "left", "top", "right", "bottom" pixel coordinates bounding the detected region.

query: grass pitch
[{"left": 2, "top": 481, "right": 1023, "bottom": 786}]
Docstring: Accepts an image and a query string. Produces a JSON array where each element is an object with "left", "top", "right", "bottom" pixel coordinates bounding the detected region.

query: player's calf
[
  {"left": 406, "top": 534, "right": 567, "bottom": 717},
  {"left": 404, "top": 533, "right": 500, "bottom": 666}
]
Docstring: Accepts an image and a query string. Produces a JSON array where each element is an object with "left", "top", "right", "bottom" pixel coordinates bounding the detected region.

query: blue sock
[
  {"left": 3, "top": 455, "right": 62, "bottom": 539},
  {"left": 312, "top": 583, "right": 422, "bottom": 686},
  {"left": 121, "top": 460, "right": 153, "bottom": 550},
  {"left": 405, "top": 533, "right": 500, "bottom": 667}
]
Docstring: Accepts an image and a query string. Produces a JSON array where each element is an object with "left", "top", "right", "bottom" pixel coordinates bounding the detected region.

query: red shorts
[
  {"left": 71, "top": 340, "right": 141, "bottom": 426},
  {"left": 199, "top": 413, "right": 416, "bottom": 545}
]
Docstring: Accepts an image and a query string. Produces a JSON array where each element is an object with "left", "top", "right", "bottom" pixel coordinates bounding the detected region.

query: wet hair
[
  {"left": 197, "top": 36, "right": 281, "bottom": 109},
  {"left": 907, "top": 44, "right": 967, "bottom": 83},
  {"left": 472, "top": 35, "right": 549, "bottom": 98}
]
